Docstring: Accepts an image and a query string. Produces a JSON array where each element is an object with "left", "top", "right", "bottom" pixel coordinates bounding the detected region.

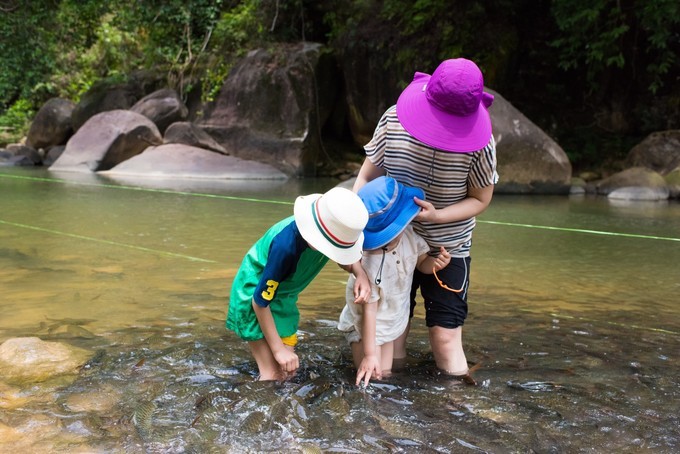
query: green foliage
[
  {"left": 0, "top": 1, "right": 56, "bottom": 110},
  {"left": 201, "top": 0, "right": 265, "bottom": 101},
  {"left": 550, "top": 0, "right": 680, "bottom": 94},
  {"left": 0, "top": 0, "right": 678, "bottom": 171},
  {"left": 0, "top": 99, "right": 35, "bottom": 143}
]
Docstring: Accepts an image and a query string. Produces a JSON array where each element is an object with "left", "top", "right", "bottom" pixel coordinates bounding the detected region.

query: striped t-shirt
[{"left": 364, "top": 105, "right": 499, "bottom": 257}]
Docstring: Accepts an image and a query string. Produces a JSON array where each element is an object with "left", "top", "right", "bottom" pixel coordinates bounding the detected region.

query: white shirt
[{"left": 338, "top": 226, "right": 429, "bottom": 345}]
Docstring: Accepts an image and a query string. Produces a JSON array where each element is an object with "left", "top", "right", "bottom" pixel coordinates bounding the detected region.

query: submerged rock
[{"left": 0, "top": 337, "right": 92, "bottom": 382}]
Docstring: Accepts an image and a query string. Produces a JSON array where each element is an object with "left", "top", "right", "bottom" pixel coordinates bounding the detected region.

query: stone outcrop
[
  {"left": 164, "top": 121, "right": 228, "bottom": 155},
  {"left": 595, "top": 166, "right": 669, "bottom": 200},
  {"left": 49, "top": 110, "right": 162, "bottom": 172},
  {"left": 71, "top": 81, "right": 144, "bottom": 131},
  {"left": 25, "top": 98, "right": 75, "bottom": 150},
  {"left": 339, "top": 45, "right": 401, "bottom": 147},
  {"left": 200, "top": 42, "right": 340, "bottom": 176},
  {"left": 101, "top": 143, "right": 287, "bottom": 179},
  {"left": 626, "top": 130, "right": 680, "bottom": 175},
  {"left": 131, "top": 88, "right": 188, "bottom": 134},
  {"left": 0, "top": 337, "right": 92, "bottom": 382},
  {"left": 488, "top": 89, "right": 572, "bottom": 194},
  {"left": 0, "top": 144, "right": 41, "bottom": 166},
  {"left": 665, "top": 167, "right": 680, "bottom": 199}
]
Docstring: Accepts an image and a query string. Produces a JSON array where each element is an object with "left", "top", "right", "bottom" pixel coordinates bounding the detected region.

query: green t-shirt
[{"left": 226, "top": 216, "right": 329, "bottom": 341}]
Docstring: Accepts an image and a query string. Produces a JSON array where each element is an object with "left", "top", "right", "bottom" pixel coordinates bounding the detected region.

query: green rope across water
[
  {"left": 477, "top": 220, "right": 680, "bottom": 242},
  {"left": 2, "top": 172, "right": 680, "bottom": 242},
  {"left": 0, "top": 173, "right": 292, "bottom": 205},
  {"left": 0, "top": 219, "right": 217, "bottom": 263}
]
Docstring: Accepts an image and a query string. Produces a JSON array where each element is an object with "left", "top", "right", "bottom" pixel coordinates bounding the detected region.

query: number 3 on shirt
[{"left": 261, "top": 280, "right": 279, "bottom": 301}]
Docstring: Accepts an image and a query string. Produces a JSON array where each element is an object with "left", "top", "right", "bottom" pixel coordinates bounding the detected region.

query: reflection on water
[{"left": 1, "top": 168, "right": 678, "bottom": 452}]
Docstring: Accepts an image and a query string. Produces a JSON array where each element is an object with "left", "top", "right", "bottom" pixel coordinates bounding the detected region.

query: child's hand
[
  {"left": 433, "top": 246, "right": 451, "bottom": 271},
  {"left": 356, "top": 354, "right": 382, "bottom": 387},
  {"left": 273, "top": 348, "right": 299, "bottom": 375}
]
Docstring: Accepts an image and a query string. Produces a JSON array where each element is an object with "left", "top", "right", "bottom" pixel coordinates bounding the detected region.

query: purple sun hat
[
  {"left": 358, "top": 176, "right": 425, "bottom": 250},
  {"left": 396, "top": 58, "right": 494, "bottom": 153}
]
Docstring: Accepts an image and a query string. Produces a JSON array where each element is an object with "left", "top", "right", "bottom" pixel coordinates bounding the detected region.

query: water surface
[{"left": 1, "top": 168, "right": 678, "bottom": 452}]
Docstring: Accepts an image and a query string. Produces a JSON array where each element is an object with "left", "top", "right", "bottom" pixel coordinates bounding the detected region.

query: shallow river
[{"left": 1, "top": 168, "right": 678, "bottom": 453}]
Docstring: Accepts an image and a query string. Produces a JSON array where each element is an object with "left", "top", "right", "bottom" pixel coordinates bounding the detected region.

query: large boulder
[
  {"left": 101, "top": 143, "right": 287, "bottom": 179},
  {"left": 665, "top": 167, "right": 680, "bottom": 199},
  {"left": 71, "top": 81, "right": 144, "bottom": 131},
  {"left": 200, "top": 42, "right": 340, "bottom": 176},
  {"left": 130, "top": 88, "right": 188, "bottom": 134},
  {"left": 339, "top": 44, "right": 402, "bottom": 147},
  {"left": 164, "top": 121, "right": 228, "bottom": 155},
  {"left": 49, "top": 110, "right": 162, "bottom": 172},
  {"left": 0, "top": 337, "right": 92, "bottom": 383},
  {"left": 626, "top": 130, "right": 680, "bottom": 175},
  {"left": 488, "top": 89, "right": 572, "bottom": 194},
  {"left": 596, "top": 166, "right": 669, "bottom": 200},
  {"left": 0, "top": 144, "right": 41, "bottom": 166},
  {"left": 26, "top": 98, "right": 75, "bottom": 150}
]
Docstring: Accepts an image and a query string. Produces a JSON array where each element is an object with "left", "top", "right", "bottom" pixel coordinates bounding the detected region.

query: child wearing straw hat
[
  {"left": 338, "top": 176, "right": 451, "bottom": 386},
  {"left": 353, "top": 58, "right": 498, "bottom": 384},
  {"left": 227, "top": 187, "right": 370, "bottom": 381}
]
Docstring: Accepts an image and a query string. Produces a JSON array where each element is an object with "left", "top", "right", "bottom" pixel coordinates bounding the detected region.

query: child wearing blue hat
[{"left": 337, "top": 176, "right": 451, "bottom": 386}]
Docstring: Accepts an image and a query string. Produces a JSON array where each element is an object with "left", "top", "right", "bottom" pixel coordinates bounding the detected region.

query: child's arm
[
  {"left": 416, "top": 246, "right": 451, "bottom": 274},
  {"left": 252, "top": 300, "right": 299, "bottom": 374},
  {"left": 356, "top": 301, "right": 382, "bottom": 386},
  {"left": 339, "top": 261, "right": 371, "bottom": 304}
]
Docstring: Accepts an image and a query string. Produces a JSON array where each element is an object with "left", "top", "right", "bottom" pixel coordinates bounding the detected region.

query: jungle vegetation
[{"left": 1, "top": 0, "right": 678, "bottom": 172}]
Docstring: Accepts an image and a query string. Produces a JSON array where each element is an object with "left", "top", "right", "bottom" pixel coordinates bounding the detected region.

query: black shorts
[{"left": 409, "top": 256, "right": 471, "bottom": 329}]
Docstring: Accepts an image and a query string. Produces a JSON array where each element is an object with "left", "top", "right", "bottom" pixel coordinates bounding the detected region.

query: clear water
[{"left": 1, "top": 168, "right": 678, "bottom": 453}]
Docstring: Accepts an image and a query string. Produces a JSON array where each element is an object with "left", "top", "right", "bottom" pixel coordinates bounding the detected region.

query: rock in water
[{"left": 0, "top": 337, "right": 92, "bottom": 382}]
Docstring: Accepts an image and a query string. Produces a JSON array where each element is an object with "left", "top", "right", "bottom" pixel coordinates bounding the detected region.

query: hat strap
[{"left": 312, "top": 199, "right": 355, "bottom": 249}]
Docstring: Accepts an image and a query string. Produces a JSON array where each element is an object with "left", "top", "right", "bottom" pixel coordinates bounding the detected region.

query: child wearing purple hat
[
  {"left": 353, "top": 58, "right": 498, "bottom": 384},
  {"left": 338, "top": 176, "right": 451, "bottom": 386}
]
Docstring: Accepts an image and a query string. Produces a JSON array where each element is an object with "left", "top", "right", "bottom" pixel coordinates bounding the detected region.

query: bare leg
[
  {"left": 428, "top": 326, "right": 468, "bottom": 375},
  {"left": 393, "top": 320, "right": 411, "bottom": 360},
  {"left": 380, "top": 341, "right": 394, "bottom": 378},
  {"left": 249, "top": 339, "right": 294, "bottom": 381},
  {"left": 392, "top": 320, "right": 411, "bottom": 371}
]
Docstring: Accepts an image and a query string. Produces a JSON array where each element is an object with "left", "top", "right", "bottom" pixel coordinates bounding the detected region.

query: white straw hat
[{"left": 294, "top": 187, "right": 368, "bottom": 265}]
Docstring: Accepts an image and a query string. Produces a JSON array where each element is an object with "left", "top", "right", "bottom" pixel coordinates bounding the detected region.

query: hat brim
[
  {"left": 362, "top": 185, "right": 424, "bottom": 250},
  {"left": 396, "top": 73, "right": 492, "bottom": 153},
  {"left": 294, "top": 193, "right": 364, "bottom": 266}
]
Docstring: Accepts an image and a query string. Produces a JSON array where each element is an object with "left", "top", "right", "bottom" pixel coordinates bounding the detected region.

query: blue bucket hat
[{"left": 358, "top": 176, "right": 425, "bottom": 250}]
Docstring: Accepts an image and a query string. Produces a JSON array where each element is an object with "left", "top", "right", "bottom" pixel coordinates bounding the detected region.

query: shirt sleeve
[
  {"left": 252, "top": 231, "right": 297, "bottom": 308},
  {"left": 364, "top": 107, "right": 394, "bottom": 167},
  {"left": 468, "top": 135, "right": 499, "bottom": 188}
]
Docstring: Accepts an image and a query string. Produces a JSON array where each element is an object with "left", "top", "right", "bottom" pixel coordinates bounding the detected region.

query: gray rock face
[
  {"left": 71, "top": 82, "right": 143, "bottom": 131},
  {"left": 200, "top": 43, "right": 340, "bottom": 176},
  {"left": 596, "top": 166, "right": 669, "bottom": 200},
  {"left": 607, "top": 186, "right": 669, "bottom": 201},
  {"left": 489, "top": 89, "right": 572, "bottom": 194},
  {"left": 0, "top": 337, "right": 92, "bottom": 382},
  {"left": 665, "top": 167, "right": 680, "bottom": 198},
  {"left": 626, "top": 130, "right": 680, "bottom": 175},
  {"left": 131, "top": 88, "right": 188, "bottom": 134},
  {"left": 49, "top": 110, "right": 162, "bottom": 172},
  {"left": 101, "top": 143, "right": 287, "bottom": 179},
  {"left": 340, "top": 46, "right": 401, "bottom": 147},
  {"left": 26, "top": 98, "right": 75, "bottom": 149},
  {"left": 1, "top": 144, "right": 42, "bottom": 166},
  {"left": 164, "top": 121, "right": 228, "bottom": 155}
]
